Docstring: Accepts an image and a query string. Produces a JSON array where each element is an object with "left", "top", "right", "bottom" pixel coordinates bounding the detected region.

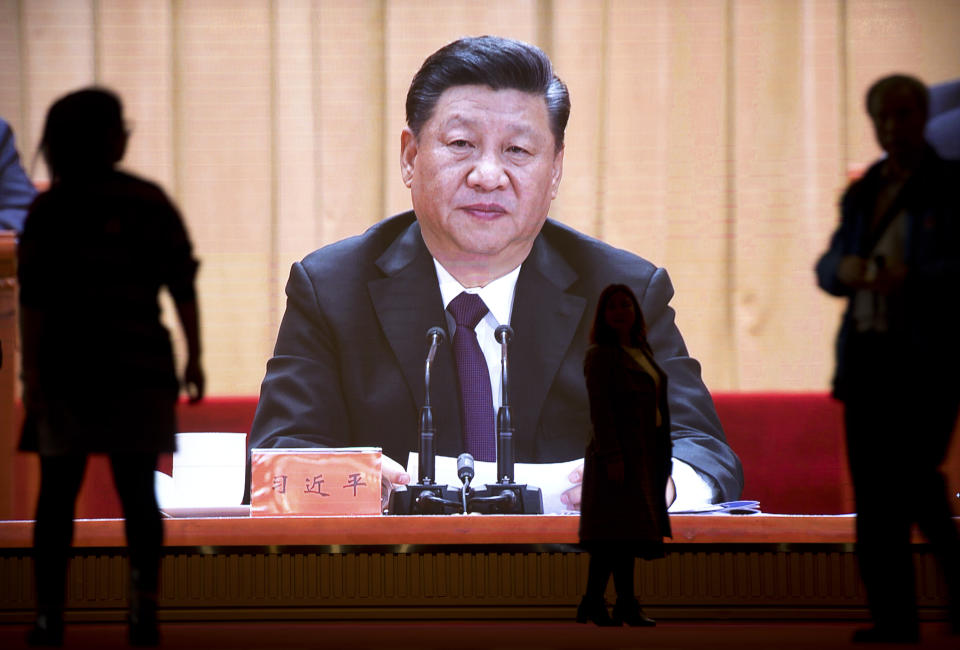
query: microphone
[
  {"left": 389, "top": 325, "right": 462, "bottom": 514},
  {"left": 457, "top": 452, "right": 474, "bottom": 514},
  {"left": 463, "top": 323, "right": 543, "bottom": 514},
  {"left": 419, "top": 326, "right": 445, "bottom": 485},
  {"left": 457, "top": 452, "right": 475, "bottom": 487},
  {"left": 425, "top": 326, "right": 445, "bottom": 387}
]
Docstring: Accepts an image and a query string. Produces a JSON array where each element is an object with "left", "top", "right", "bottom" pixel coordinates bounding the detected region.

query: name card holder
[{"left": 250, "top": 448, "right": 381, "bottom": 516}]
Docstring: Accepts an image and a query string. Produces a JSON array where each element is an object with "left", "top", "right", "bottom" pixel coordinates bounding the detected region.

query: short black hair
[
  {"left": 405, "top": 35, "right": 570, "bottom": 152},
  {"left": 40, "top": 87, "right": 125, "bottom": 180},
  {"left": 866, "top": 74, "right": 929, "bottom": 118}
]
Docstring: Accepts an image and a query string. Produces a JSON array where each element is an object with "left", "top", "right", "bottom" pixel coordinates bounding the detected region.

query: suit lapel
[
  {"left": 367, "top": 222, "right": 588, "bottom": 462},
  {"left": 510, "top": 235, "right": 586, "bottom": 459},
  {"left": 367, "top": 221, "right": 461, "bottom": 457}
]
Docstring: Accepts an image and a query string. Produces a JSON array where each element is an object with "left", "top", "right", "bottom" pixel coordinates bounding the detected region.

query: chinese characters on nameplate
[{"left": 250, "top": 448, "right": 382, "bottom": 515}]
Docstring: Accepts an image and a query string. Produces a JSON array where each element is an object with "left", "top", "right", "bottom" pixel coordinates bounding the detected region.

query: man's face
[
  {"left": 869, "top": 85, "right": 927, "bottom": 159},
  {"left": 401, "top": 85, "right": 564, "bottom": 280}
]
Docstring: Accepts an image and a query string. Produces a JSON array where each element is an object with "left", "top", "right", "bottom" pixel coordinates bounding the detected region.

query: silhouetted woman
[
  {"left": 577, "top": 284, "right": 672, "bottom": 627},
  {"left": 19, "top": 88, "right": 203, "bottom": 646}
]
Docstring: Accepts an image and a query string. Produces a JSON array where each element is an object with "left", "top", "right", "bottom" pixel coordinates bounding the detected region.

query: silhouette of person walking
[
  {"left": 816, "top": 74, "right": 960, "bottom": 644},
  {"left": 577, "top": 284, "right": 672, "bottom": 627},
  {"left": 18, "top": 87, "right": 204, "bottom": 646}
]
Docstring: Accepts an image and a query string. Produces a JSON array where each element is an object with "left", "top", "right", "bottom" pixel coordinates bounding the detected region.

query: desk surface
[{"left": 0, "top": 514, "right": 870, "bottom": 549}]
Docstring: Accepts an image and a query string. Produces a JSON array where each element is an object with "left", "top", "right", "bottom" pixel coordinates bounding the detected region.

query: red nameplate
[{"left": 250, "top": 448, "right": 381, "bottom": 516}]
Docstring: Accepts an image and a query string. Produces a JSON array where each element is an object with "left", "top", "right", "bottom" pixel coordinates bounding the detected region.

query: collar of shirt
[
  {"left": 433, "top": 259, "right": 520, "bottom": 328},
  {"left": 433, "top": 259, "right": 521, "bottom": 414}
]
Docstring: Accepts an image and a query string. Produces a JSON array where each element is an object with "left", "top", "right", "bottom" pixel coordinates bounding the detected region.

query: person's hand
[
  {"left": 873, "top": 261, "right": 908, "bottom": 294},
  {"left": 837, "top": 255, "right": 868, "bottom": 287},
  {"left": 560, "top": 463, "right": 583, "bottom": 511},
  {"left": 183, "top": 356, "right": 205, "bottom": 404},
  {"left": 665, "top": 475, "right": 676, "bottom": 508},
  {"left": 380, "top": 454, "right": 411, "bottom": 511}
]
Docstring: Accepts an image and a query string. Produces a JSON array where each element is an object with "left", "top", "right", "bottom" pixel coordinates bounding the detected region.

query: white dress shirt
[{"left": 431, "top": 258, "right": 717, "bottom": 509}]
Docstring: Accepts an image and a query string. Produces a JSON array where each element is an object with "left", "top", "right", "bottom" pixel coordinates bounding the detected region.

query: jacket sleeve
[
  {"left": 816, "top": 186, "right": 861, "bottom": 297},
  {"left": 637, "top": 266, "right": 744, "bottom": 502},
  {"left": 248, "top": 261, "right": 351, "bottom": 452}
]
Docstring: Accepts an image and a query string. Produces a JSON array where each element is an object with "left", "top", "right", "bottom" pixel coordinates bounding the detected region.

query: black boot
[
  {"left": 611, "top": 598, "right": 656, "bottom": 627},
  {"left": 128, "top": 591, "right": 160, "bottom": 647},
  {"left": 576, "top": 596, "right": 619, "bottom": 626},
  {"left": 26, "top": 612, "right": 64, "bottom": 647}
]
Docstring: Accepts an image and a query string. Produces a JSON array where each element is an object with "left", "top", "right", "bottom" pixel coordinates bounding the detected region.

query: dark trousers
[
  {"left": 32, "top": 453, "right": 162, "bottom": 616},
  {"left": 842, "top": 333, "right": 960, "bottom": 630},
  {"left": 585, "top": 550, "right": 635, "bottom": 602}
]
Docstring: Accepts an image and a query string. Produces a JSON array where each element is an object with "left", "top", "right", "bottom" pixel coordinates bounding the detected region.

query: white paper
[{"left": 407, "top": 453, "right": 582, "bottom": 515}]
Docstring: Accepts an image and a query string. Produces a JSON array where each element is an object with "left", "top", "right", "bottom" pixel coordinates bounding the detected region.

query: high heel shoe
[
  {"left": 576, "top": 596, "right": 620, "bottom": 626},
  {"left": 611, "top": 598, "right": 656, "bottom": 627}
]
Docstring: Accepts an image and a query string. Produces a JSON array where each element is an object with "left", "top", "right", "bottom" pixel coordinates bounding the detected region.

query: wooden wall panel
[
  {"left": 731, "top": 0, "right": 846, "bottom": 390},
  {"left": 314, "top": 0, "right": 387, "bottom": 245},
  {"left": 603, "top": 0, "right": 735, "bottom": 390},
  {"left": 20, "top": 0, "right": 96, "bottom": 184},
  {"left": 846, "top": 0, "right": 960, "bottom": 170},
  {"left": 97, "top": 0, "right": 175, "bottom": 192},
  {"left": 546, "top": 0, "right": 605, "bottom": 239},
  {"left": 3, "top": 0, "right": 959, "bottom": 397},
  {"left": 272, "top": 0, "right": 318, "bottom": 331},
  {"left": 174, "top": 0, "right": 274, "bottom": 394},
  {"left": 0, "top": 0, "right": 26, "bottom": 141}
]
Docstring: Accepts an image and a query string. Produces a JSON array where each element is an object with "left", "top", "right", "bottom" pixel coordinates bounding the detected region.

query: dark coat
[
  {"left": 578, "top": 344, "right": 672, "bottom": 556},
  {"left": 248, "top": 212, "right": 741, "bottom": 500},
  {"left": 18, "top": 170, "right": 198, "bottom": 454},
  {"left": 815, "top": 148, "right": 960, "bottom": 400}
]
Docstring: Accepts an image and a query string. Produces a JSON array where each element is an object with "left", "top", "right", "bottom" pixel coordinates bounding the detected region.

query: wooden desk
[{"left": 0, "top": 515, "right": 953, "bottom": 623}]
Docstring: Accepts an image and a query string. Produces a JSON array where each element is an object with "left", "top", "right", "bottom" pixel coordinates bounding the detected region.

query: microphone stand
[
  {"left": 388, "top": 327, "right": 462, "bottom": 514},
  {"left": 496, "top": 325, "right": 514, "bottom": 484},
  {"left": 466, "top": 325, "right": 543, "bottom": 514}
]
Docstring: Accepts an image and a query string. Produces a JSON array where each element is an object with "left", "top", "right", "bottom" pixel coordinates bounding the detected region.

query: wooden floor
[{"left": 0, "top": 620, "right": 957, "bottom": 649}]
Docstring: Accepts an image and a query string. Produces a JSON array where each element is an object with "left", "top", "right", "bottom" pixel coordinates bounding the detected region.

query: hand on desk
[
  {"left": 380, "top": 454, "right": 411, "bottom": 510},
  {"left": 665, "top": 475, "right": 676, "bottom": 508},
  {"left": 560, "top": 464, "right": 583, "bottom": 510},
  {"left": 560, "top": 463, "right": 678, "bottom": 511}
]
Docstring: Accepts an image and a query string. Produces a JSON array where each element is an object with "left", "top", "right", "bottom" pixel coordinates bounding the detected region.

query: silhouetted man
[{"left": 816, "top": 74, "right": 960, "bottom": 643}]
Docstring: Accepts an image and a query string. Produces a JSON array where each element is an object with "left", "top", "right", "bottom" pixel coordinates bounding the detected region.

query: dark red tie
[{"left": 447, "top": 292, "right": 495, "bottom": 462}]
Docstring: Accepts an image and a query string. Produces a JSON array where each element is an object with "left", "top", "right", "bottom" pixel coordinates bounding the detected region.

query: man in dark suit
[
  {"left": 816, "top": 74, "right": 960, "bottom": 643},
  {"left": 249, "top": 36, "right": 742, "bottom": 511}
]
